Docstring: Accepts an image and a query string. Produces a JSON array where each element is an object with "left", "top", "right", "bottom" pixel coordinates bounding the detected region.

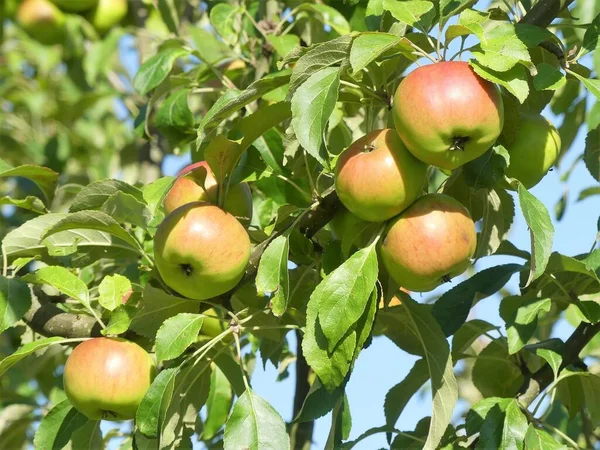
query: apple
[
  {"left": 154, "top": 202, "right": 251, "bottom": 300},
  {"left": 392, "top": 61, "right": 504, "bottom": 170},
  {"left": 335, "top": 129, "right": 428, "bottom": 222},
  {"left": 17, "top": 0, "right": 66, "bottom": 45},
  {"left": 86, "top": 0, "right": 128, "bottom": 34},
  {"left": 164, "top": 161, "right": 253, "bottom": 227},
  {"left": 380, "top": 194, "right": 476, "bottom": 292},
  {"left": 504, "top": 113, "right": 561, "bottom": 189},
  {"left": 63, "top": 338, "right": 156, "bottom": 421},
  {"left": 52, "top": 0, "right": 97, "bottom": 12}
]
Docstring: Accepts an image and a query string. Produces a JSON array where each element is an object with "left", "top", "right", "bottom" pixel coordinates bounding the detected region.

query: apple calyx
[
  {"left": 449, "top": 136, "right": 469, "bottom": 152},
  {"left": 179, "top": 263, "right": 194, "bottom": 276},
  {"left": 441, "top": 274, "right": 452, "bottom": 283}
]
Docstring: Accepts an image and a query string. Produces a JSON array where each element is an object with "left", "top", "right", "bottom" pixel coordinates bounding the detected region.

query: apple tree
[{"left": 1, "top": 0, "right": 600, "bottom": 449}]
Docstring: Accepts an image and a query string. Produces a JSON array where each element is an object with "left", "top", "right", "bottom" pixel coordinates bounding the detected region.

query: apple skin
[
  {"left": 335, "top": 129, "right": 428, "bottom": 222},
  {"left": 154, "top": 202, "right": 251, "bottom": 300},
  {"left": 63, "top": 338, "right": 156, "bottom": 421},
  {"left": 86, "top": 0, "right": 128, "bottom": 34},
  {"left": 504, "top": 113, "right": 560, "bottom": 189},
  {"left": 164, "top": 161, "right": 253, "bottom": 227},
  {"left": 380, "top": 194, "right": 476, "bottom": 292},
  {"left": 392, "top": 61, "right": 504, "bottom": 170},
  {"left": 17, "top": 0, "right": 66, "bottom": 45},
  {"left": 52, "top": 0, "right": 97, "bottom": 12}
]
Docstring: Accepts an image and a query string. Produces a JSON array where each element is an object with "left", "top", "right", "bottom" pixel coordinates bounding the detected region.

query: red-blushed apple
[
  {"left": 335, "top": 129, "right": 427, "bottom": 222},
  {"left": 164, "top": 161, "right": 253, "bottom": 227},
  {"left": 154, "top": 202, "right": 251, "bottom": 300},
  {"left": 380, "top": 194, "right": 477, "bottom": 292},
  {"left": 504, "top": 113, "right": 561, "bottom": 189},
  {"left": 17, "top": 0, "right": 66, "bottom": 45},
  {"left": 86, "top": 0, "right": 128, "bottom": 34},
  {"left": 393, "top": 61, "right": 504, "bottom": 170},
  {"left": 52, "top": 0, "right": 97, "bottom": 11},
  {"left": 63, "top": 338, "right": 156, "bottom": 421}
]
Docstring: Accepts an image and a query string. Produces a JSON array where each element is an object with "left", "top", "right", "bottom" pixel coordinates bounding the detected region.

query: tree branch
[{"left": 519, "top": 0, "right": 575, "bottom": 27}]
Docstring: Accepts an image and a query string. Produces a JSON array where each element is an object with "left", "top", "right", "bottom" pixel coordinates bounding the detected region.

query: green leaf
[
  {"left": 155, "top": 313, "right": 204, "bottom": 362},
  {"left": 130, "top": 285, "right": 199, "bottom": 338},
  {"left": 384, "top": 359, "right": 429, "bottom": 429},
  {"left": 557, "top": 370, "right": 600, "bottom": 426},
  {"left": 23, "top": 266, "right": 89, "bottom": 306},
  {"left": 382, "top": 0, "right": 435, "bottom": 31},
  {"left": 474, "top": 189, "right": 512, "bottom": 259},
  {"left": 256, "top": 235, "right": 290, "bottom": 317},
  {"left": 291, "top": 66, "right": 340, "bottom": 168},
  {"left": 463, "top": 145, "right": 510, "bottom": 190},
  {"left": 294, "top": 380, "right": 344, "bottom": 423},
  {"left": 83, "top": 29, "right": 124, "bottom": 85},
  {"left": 466, "top": 397, "right": 511, "bottom": 436},
  {"left": 210, "top": 3, "right": 238, "bottom": 45},
  {"left": 479, "top": 399, "right": 528, "bottom": 450},
  {"left": 439, "top": 0, "right": 474, "bottom": 27},
  {"left": 568, "top": 70, "right": 600, "bottom": 102},
  {"left": 204, "top": 135, "right": 244, "bottom": 184},
  {"left": 534, "top": 63, "right": 566, "bottom": 91},
  {"left": 432, "top": 264, "right": 524, "bottom": 336},
  {"left": 472, "top": 339, "right": 523, "bottom": 397},
  {"left": 224, "top": 389, "right": 290, "bottom": 450},
  {"left": 0, "top": 337, "right": 64, "bottom": 377},
  {"left": 156, "top": 0, "right": 181, "bottom": 35},
  {"left": 100, "top": 191, "right": 152, "bottom": 229},
  {"left": 445, "top": 9, "right": 487, "bottom": 44},
  {"left": 98, "top": 274, "right": 132, "bottom": 311},
  {"left": 0, "top": 276, "right": 32, "bottom": 334},
  {"left": 350, "top": 32, "right": 401, "bottom": 74},
  {"left": 33, "top": 400, "right": 88, "bottom": 450},
  {"left": 69, "top": 180, "right": 145, "bottom": 213},
  {"left": 0, "top": 196, "right": 47, "bottom": 214},
  {"left": 473, "top": 23, "right": 531, "bottom": 72},
  {"left": 524, "top": 424, "right": 567, "bottom": 450},
  {"left": 400, "top": 295, "right": 458, "bottom": 450},
  {"left": 315, "top": 243, "right": 379, "bottom": 352},
  {"left": 0, "top": 160, "right": 58, "bottom": 205},
  {"left": 525, "top": 339, "right": 564, "bottom": 380},
  {"left": 136, "top": 368, "right": 177, "bottom": 438},
  {"left": 451, "top": 319, "right": 496, "bottom": 360},
  {"left": 300, "top": 4, "right": 351, "bottom": 35},
  {"left": 156, "top": 89, "right": 194, "bottom": 129},
  {"left": 203, "top": 365, "right": 233, "bottom": 440},
  {"left": 584, "top": 126, "right": 600, "bottom": 182},
  {"left": 133, "top": 47, "right": 189, "bottom": 95},
  {"left": 41, "top": 211, "right": 144, "bottom": 255},
  {"left": 518, "top": 185, "right": 554, "bottom": 286},
  {"left": 288, "top": 35, "right": 352, "bottom": 98},
  {"left": 500, "top": 294, "right": 551, "bottom": 354},
  {"left": 577, "top": 12, "right": 600, "bottom": 60},
  {"left": 470, "top": 61, "right": 530, "bottom": 103},
  {"left": 102, "top": 305, "right": 136, "bottom": 336},
  {"left": 267, "top": 35, "right": 300, "bottom": 58},
  {"left": 142, "top": 176, "right": 176, "bottom": 218}
]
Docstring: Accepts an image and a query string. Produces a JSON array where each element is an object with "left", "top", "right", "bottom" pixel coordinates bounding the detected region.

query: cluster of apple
[
  {"left": 336, "top": 61, "right": 560, "bottom": 292},
  {"left": 16, "top": 0, "right": 128, "bottom": 45}
]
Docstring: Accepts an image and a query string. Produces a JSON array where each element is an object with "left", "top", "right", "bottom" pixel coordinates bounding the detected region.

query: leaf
[
  {"left": 70, "top": 420, "right": 102, "bottom": 450},
  {"left": 23, "top": 266, "right": 89, "bottom": 307},
  {"left": 291, "top": 66, "right": 340, "bottom": 167},
  {"left": 102, "top": 305, "right": 137, "bottom": 336},
  {"left": 473, "top": 23, "right": 532, "bottom": 72},
  {"left": 315, "top": 243, "right": 379, "bottom": 352},
  {"left": 568, "top": 70, "right": 600, "bottom": 102},
  {"left": 466, "top": 397, "right": 511, "bottom": 436},
  {"left": 462, "top": 145, "right": 510, "bottom": 190},
  {"left": 445, "top": 9, "right": 487, "bottom": 44},
  {"left": 256, "top": 235, "right": 290, "bottom": 317},
  {"left": 518, "top": 185, "right": 554, "bottom": 286},
  {"left": 400, "top": 295, "right": 458, "bottom": 450},
  {"left": 500, "top": 294, "right": 551, "bottom": 354},
  {"left": 224, "top": 389, "right": 290, "bottom": 450},
  {"left": 156, "top": 89, "right": 194, "bottom": 129},
  {"left": 294, "top": 380, "right": 344, "bottom": 423},
  {"left": 470, "top": 61, "right": 530, "bottom": 103},
  {"left": 83, "top": 29, "right": 124, "bottom": 85},
  {"left": 0, "top": 160, "right": 59, "bottom": 205},
  {"left": 577, "top": 12, "right": 600, "bottom": 59},
  {"left": 130, "top": 285, "right": 199, "bottom": 338},
  {"left": 203, "top": 365, "right": 233, "bottom": 440},
  {"left": 267, "top": 35, "right": 300, "bottom": 58},
  {"left": 142, "top": 176, "right": 176, "bottom": 218},
  {"left": 156, "top": 0, "right": 181, "bottom": 35},
  {"left": 533, "top": 63, "right": 566, "bottom": 91},
  {"left": 0, "top": 337, "right": 64, "bottom": 377},
  {"left": 136, "top": 368, "right": 177, "bottom": 438},
  {"left": 288, "top": 35, "right": 352, "bottom": 98},
  {"left": 210, "top": 3, "right": 238, "bottom": 45},
  {"left": 349, "top": 32, "right": 401, "bottom": 74},
  {"left": 432, "top": 264, "right": 524, "bottom": 336},
  {"left": 524, "top": 424, "right": 567, "bottom": 450},
  {"left": 382, "top": 0, "right": 435, "bottom": 31},
  {"left": 472, "top": 339, "right": 523, "bottom": 397},
  {"left": 479, "top": 400, "right": 528, "bottom": 450},
  {"left": 33, "top": 400, "right": 88, "bottom": 450},
  {"left": 439, "top": 0, "right": 474, "bottom": 27},
  {"left": 0, "top": 276, "right": 32, "bottom": 334},
  {"left": 474, "top": 189, "right": 510, "bottom": 259},
  {"left": 100, "top": 191, "right": 152, "bottom": 230},
  {"left": 41, "top": 211, "right": 143, "bottom": 255},
  {"left": 69, "top": 180, "right": 145, "bottom": 213},
  {"left": 451, "top": 319, "right": 496, "bottom": 360},
  {"left": 300, "top": 4, "right": 351, "bottom": 35},
  {"left": 384, "top": 359, "right": 429, "bottom": 430},
  {"left": 0, "top": 195, "right": 47, "bottom": 214},
  {"left": 525, "top": 339, "right": 564, "bottom": 380},
  {"left": 155, "top": 313, "right": 204, "bottom": 362},
  {"left": 133, "top": 47, "right": 189, "bottom": 95},
  {"left": 204, "top": 135, "right": 244, "bottom": 184},
  {"left": 98, "top": 274, "right": 131, "bottom": 311},
  {"left": 584, "top": 126, "right": 600, "bottom": 182}
]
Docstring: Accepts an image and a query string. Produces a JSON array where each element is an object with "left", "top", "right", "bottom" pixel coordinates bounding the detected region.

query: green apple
[
  {"left": 52, "top": 0, "right": 97, "bottom": 12},
  {"left": 17, "top": 0, "right": 66, "bottom": 45},
  {"left": 380, "top": 194, "right": 476, "bottom": 292},
  {"left": 164, "top": 161, "right": 253, "bottom": 228},
  {"left": 154, "top": 202, "right": 251, "bottom": 300},
  {"left": 86, "top": 0, "right": 127, "bottom": 34},
  {"left": 504, "top": 113, "right": 561, "bottom": 189},
  {"left": 63, "top": 338, "right": 156, "bottom": 421},
  {"left": 393, "top": 61, "right": 504, "bottom": 170},
  {"left": 335, "top": 129, "right": 427, "bottom": 222}
]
